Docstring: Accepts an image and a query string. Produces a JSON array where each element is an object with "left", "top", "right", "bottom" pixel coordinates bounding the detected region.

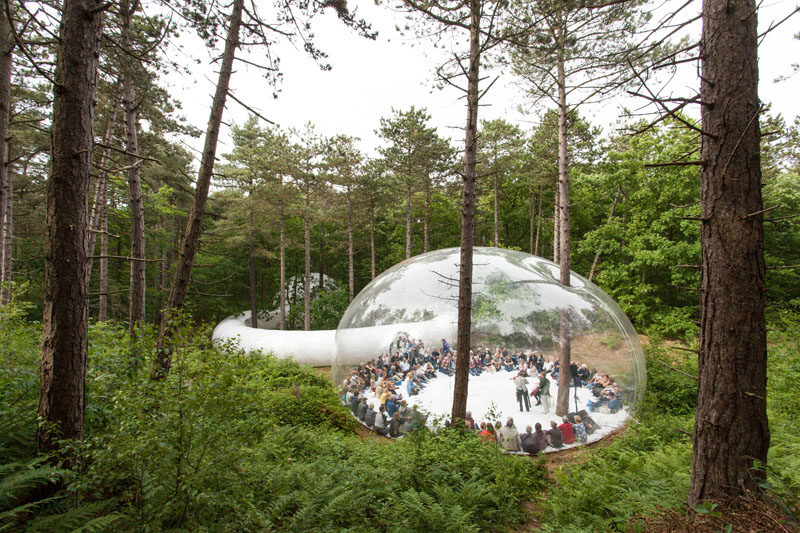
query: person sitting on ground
[
  {"left": 520, "top": 425, "right": 537, "bottom": 454},
  {"left": 389, "top": 411, "right": 403, "bottom": 438},
  {"left": 364, "top": 402, "right": 377, "bottom": 428},
  {"left": 497, "top": 417, "right": 522, "bottom": 452},
  {"left": 573, "top": 415, "right": 588, "bottom": 444},
  {"left": 414, "top": 364, "right": 428, "bottom": 383},
  {"left": 486, "top": 421, "right": 498, "bottom": 440},
  {"left": 441, "top": 338, "right": 451, "bottom": 355},
  {"left": 577, "top": 364, "right": 590, "bottom": 386},
  {"left": 397, "top": 399, "right": 408, "bottom": 418},
  {"left": 533, "top": 422, "right": 548, "bottom": 452},
  {"left": 400, "top": 414, "right": 414, "bottom": 434},
  {"left": 546, "top": 420, "right": 564, "bottom": 448},
  {"left": 477, "top": 421, "right": 495, "bottom": 442},
  {"left": 559, "top": 416, "right": 575, "bottom": 445},
  {"left": 385, "top": 394, "right": 398, "bottom": 418},
  {"left": 464, "top": 411, "right": 476, "bottom": 430},
  {"left": 606, "top": 384, "right": 622, "bottom": 412},
  {"left": 374, "top": 405, "right": 389, "bottom": 436},
  {"left": 356, "top": 396, "right": 368, "bottom": 421},
  {"left": 350, "top": 388, "right": 359, "bottom": 415}
]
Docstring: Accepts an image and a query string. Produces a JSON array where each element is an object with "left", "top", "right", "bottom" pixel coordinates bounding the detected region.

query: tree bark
[
  {"left": 529, "top": 184, "right": 535, "bottom": 255},
  {"left": 38, "top": 0, "right": 104, "bottom": 454},
  {"left": 493, "top": 171, "right": 499, "bottom": 247},
  {"left": 405, "top": 182, "right": 412, "bottom": 259},
  {"left": 248, "top": 194, "right": 258, "bottom": 328},
  {"left": 552, "top": 183, "right": 559, "bottom": 263},
  {"left": 369, "top": 195, "right": 376, "bottom": 279},
  {"left": 347, "top": 185, "right": 354, "bottom": 301},
  {"left": 451, "top": 0, "right": 480, "bottom": 424},
  {"left": 120, "top": 0, "right": 146, "bottom": 338},
  {"left": 555, "top": 15, "right": 572, "bottom": 417},
  {"left": 319, "top": 220, "right": 324, "bottom": 290},
  {"left": 303, "top": 189, "right": 311, "bottom": 331},
  {"left": 98, "top": 188, "right": 109, "bottom": 321},
  {"left": 588, "top": 186, "right": 621, "bottom": 283},
  {"left": 86, "top": 104, "right": 117, "bottom": 286},
  {"left": 535, "top": 185, "right": 542, "bottom": 256},
  {"left": 0, "top": 5, "right": 12, "bottom": 304},
  {"left": 154, "top": 0, "right": 243, "bottom": 377},
  {"left": 423, "top": 176, "right": 430, "bottom": 253},
  {"left": 689, "top": 0, "right": 768, "bottom": 506},
  {"left": 1, "top": 160, "right": 12, "bottom": 304},
  {"left": 279, "top": 182, "right": 286, "bottom": 329}
]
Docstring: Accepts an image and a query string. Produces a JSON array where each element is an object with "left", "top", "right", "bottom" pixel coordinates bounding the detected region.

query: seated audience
[
  {"left": 520, "top": 425, "right": 537, "bottom": 454},
  {"left": 364, "top": 403, "right": 377, "bottom": 428},
  {"left": 374, "top": 405, "right": 389, "bottom": 436},
  {"left": 497, "top": 417, "right": 522, "bottom": 452},
  {"left": 533, "top": 422, "right": 548, "bottom": 452},
  {"left": 389, "top": 411, "right": 403, "bottom": 438},
  {"left": 546, "top": 421, "right": 564, "bottom": 448},
  {"left": 477, "top": 421, "right": 495, "bottom": 442},
  {"left": 356, "top": 396, "right": 368, "bottom": 421},
  {"left": 559, "top": 416, "right": 575, "bottom": 445},
  {"left": 573, "top": 415, "right": 588, "bottom": 444}
]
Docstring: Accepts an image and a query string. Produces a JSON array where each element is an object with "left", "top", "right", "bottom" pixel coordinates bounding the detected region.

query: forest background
[{"left": 0, "top": 0, "right": 799, "bottom": 530}]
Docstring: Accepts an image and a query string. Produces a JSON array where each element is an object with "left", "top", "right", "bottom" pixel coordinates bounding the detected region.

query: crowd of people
[
  {"left": 339, "top": 335, "right": 624, "bottom": 445},
  {"left": 476, "top": 414, "right": 593, "bottom": 453}
]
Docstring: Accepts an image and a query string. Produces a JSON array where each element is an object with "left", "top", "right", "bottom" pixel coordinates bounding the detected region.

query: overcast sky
[{"left": 163, "top": 0, "right": 800, "bottom": 160}]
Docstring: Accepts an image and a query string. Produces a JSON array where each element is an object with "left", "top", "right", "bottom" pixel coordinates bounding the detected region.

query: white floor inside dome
[{"left": 365, "top": 369, "right": 629, "bottom": 453}]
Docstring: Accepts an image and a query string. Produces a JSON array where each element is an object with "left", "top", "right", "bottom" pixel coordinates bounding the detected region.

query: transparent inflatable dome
[{"left": 334, "top": 248, "right": 645, "bottom": 445}]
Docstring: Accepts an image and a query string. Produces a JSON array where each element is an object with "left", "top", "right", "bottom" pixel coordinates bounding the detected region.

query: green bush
[{"left": 1, "top": 311, "right": 546, "bottom": 531}]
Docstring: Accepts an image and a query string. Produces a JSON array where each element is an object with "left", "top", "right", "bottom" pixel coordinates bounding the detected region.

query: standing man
[
  {"left": 539, "top": 372, "right": 551, "bottom": 414},
  {"left": 513, "top": 370, "right": 531, "bottom": 412},
  {"left": 441, "top": 338, "right": 451, "bottom": 355}
]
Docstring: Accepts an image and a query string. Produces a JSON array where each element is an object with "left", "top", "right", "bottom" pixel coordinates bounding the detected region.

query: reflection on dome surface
[{"left": 333, "top": 247, "right": 645, "bottom": 448}]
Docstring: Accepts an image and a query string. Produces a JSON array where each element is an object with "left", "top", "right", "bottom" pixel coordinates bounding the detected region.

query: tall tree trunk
[
  {"left": 0, "top": 5, "right": 11, "bottom": 304},
  {"left": 347, "top": 186, "right": 354, "bottom": 301},
  {"left": 405, "top": 183, "right": 412, "bottom": 259},
  {"left": 369, "top": 196, "right": 376, "bottom": 279},
  {"left": 121, "top": 0, "right": 145, "bottom": 338},
  {"left": 689, "top": 0, "right": 768, "bottom": 506},
  {"left": 529, "top": 184, "right": 535, "bottom": 255},
  {"left": 248, "top": 197, "right": 258, "bottom": 328},
  {"left": 152, "top": 223, "right": 160, "bottom": 327},
  {"left": 1, "top": 161, "right": 12, "bottom": 304},
  {"left": 98, "top": 191, "right": 109, "bottom": 321},
  {"left": 86, "top": 104, "right": 117, "bottom": 286},
  {"left": 555, "top": 18, "right": 572, "bottom": 417},
  {"left": 588, "top": 186, "right": 621, "bottom": 283},
  {"left": 279, "top": 186, "right": 286, "bottom": 329},
  {"left": 319, "top": 220, "right": 324, "bottom": 290},
  {"left": 535, "top": 185, "right": 542, "bottom": 256},
  {"left": 154, "top": 0, "right": 243, "bottom": 377},
  {"left": 424, "top": 176, "right": 430, "bottom": 252},
  {"left": 303, "top": 189, "right": 311, "bottom": 331},
  {"left": 38, "top": 0, "right": 104, "bottom": 454},
  {"left": 552, "top": 183, "right": 559, "bottom": 263},
  {"left": 493, "top": 172, "right": 499, "bottom": 247},
  {"left": 451, "top": 0, "right": 480, "bottom": 423}
]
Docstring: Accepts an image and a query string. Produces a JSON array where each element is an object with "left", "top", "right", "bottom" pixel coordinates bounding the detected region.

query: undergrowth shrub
[
  {"left": 2, "top": 310, "right": 546, "bottom": 531},
  {"left": 538, "top": 323, "right": 800, "bottom": 532}
]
